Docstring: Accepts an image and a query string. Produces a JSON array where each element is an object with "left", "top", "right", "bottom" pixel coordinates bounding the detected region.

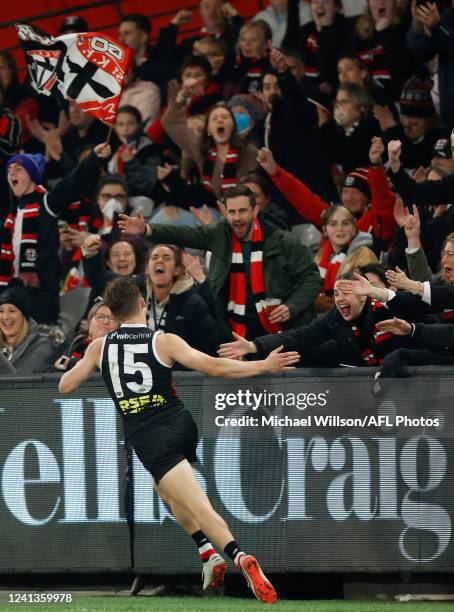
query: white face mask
[{"left": 102, "top": 198, "right": 123, "bottom": 221}]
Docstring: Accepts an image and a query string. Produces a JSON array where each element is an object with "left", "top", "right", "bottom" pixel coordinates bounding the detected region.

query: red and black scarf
[
  {"left": 227, "top": 218, "right": 282, "bottom": 338},
  {"left": 350, "top": 299, "right": 392, "bottom": 366},
  {"left": 202, "top": 146, "right": 239, "bottom": 194},
  {"left": 114, "top": 144, "right": 128, "bottom": 175},
  {"left": 441, "top": 308, "right": 454, "bottom": 322},
  {"left": 317, "top": 242, "right": 349, "bottom": 292},
  {"left": 0, "top": 188, "right": 46, "bottom": 288}
]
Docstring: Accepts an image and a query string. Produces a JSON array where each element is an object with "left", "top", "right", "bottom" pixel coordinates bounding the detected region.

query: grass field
[{"left": 2, "top": 597, "right": 454, "bottom": 612}]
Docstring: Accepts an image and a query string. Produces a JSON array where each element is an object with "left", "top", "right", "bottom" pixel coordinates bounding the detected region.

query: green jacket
[
  {"left": 148, "top": 217, "right": 322, "bottom": 338},
  {"left": 406, "top": 247, "right": 438, "bottom": 282}
]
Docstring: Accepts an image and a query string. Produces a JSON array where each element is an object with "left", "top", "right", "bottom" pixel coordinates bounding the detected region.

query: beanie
[
  {"left": 0, "top": 287, "right": 31, "bottom": 319},
  {"left": 227, "top": 94, "right": 267, "bottom": 122},
  {"left": 400, "top": 74, "right": 435, "bottom": 118},
  {"left": 6, "top": 153, "right": 45, "bottom": 185},
  {"left": 343, "top": 168, "right": 370, "bottom": 199}
]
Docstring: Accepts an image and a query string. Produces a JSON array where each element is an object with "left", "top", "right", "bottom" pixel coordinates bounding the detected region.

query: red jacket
[{"left": 270, "top": 164, "right": 396, "bottom": 245}]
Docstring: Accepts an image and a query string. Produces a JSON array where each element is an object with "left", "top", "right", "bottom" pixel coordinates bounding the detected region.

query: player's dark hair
[{"left": 103, "top": 277, "right": 142, "bottom": 322}]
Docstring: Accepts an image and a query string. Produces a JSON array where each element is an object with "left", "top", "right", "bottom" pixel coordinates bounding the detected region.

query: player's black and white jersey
[{"left": 100, "top": 325, "right": 184, "bottom": 441}]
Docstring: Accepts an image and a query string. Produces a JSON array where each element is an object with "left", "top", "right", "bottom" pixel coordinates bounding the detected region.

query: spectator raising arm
[
  {"left": 46, "top": 143, "right": 111, "bottom": 215},
  {"left": 367, "top": 137, "right": 396, "bottom": 243},
  {"left": 257, "top": 147, "right": 327, "bottom": 229},
  {"left": 387, "top": 139, "right": 454, "bottom": 206}
]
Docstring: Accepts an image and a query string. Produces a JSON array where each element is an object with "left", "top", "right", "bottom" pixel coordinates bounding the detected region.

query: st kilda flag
[{"left": 16, "top": 24, "right": 133, "bottom": 125}]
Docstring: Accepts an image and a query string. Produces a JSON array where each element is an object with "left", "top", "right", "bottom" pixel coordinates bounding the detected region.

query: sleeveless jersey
[{"left": 100, "top": 325, "right": 184, "bottom": 441}]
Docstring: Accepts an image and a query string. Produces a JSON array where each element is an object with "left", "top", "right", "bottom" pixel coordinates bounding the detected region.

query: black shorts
[{"left": 132, "top": 410, "right": 198, "bottom": 484}]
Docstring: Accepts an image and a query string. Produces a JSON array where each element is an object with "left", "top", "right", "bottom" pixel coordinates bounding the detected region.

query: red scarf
[
  {"left": 317, "top": 242, "right": 347, "bottom": 292},
  {"left": 0, "top": 187, "right": 46, "bottom": 288},
  {"left": 351, "top": 299, "right": 392, "bottom": 366},
  {"left": 227, "top": 218, "right": 282, "bottom": 338},
  {"left": 115, "top": 144, "right": 127, "bottom": 175},
  {"left": 442, "top": 309, "right": 454, "bottom": 321}
]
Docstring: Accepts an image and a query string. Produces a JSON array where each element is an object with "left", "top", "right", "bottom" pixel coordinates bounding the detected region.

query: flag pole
[{"left": 106, "top": 124, "right": 114, "bottom": 143}]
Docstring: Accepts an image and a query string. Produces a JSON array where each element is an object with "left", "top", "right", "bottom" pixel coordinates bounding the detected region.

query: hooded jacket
[
  {"left": 0, "top": 318, "right": 58, "bottom": 374},
  {"left": 146, "top": 275, "right": 220, "bottom": 361}
]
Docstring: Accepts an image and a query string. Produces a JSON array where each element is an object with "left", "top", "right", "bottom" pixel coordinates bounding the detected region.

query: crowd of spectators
[{"left": 1, "top": 0, "right": 454, "bottom": 377}]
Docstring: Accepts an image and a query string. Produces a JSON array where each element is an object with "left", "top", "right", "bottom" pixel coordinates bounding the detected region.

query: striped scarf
[
  {"left": 441, "top": 308, "right": 454, "bottom": 321},
  {"left": 227, "top": 218, "right": 282, "bottom": 338},
  {"left": 0, "top": 188, "right": 45, "bottom": 288},
  {"left": 317, "top": 242, "right": 348, "bottom": 292},
  {"left": 202, "top": 146, "right": 238, "bottom": 194},
  {"left": 350, "top": 299, "right": 392, "bottom": 366}
]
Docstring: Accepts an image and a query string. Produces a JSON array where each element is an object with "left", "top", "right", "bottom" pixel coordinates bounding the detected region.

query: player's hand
[
  {"left": 118, "top": 210, "right": 146, "bottom": 235},
  {"left": 257, "top": 147, "right": 277, "bottom": 175},
  {"left": 262, "top": 345, "right": 300, "bottom": 372},
  {"left": 218, "top": 332, "right": 256, "bottom": 359},
  {"left": 376, "top": 317, "right": 412, "bottom": 336}
]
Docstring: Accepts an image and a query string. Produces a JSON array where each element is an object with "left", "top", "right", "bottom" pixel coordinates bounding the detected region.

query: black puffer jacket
[
  {"left": 146, "top": 276, "right": 220, "bottom": 364},
  {"left": 252, "top": 298, "right": 407, "bottom": 367}
]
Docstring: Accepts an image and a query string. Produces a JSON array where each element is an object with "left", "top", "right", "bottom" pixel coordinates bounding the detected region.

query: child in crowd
[{"left": 108, "top": 105, "right": 160, "bottom": 198}]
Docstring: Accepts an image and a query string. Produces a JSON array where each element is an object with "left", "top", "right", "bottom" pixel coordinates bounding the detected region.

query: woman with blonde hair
[
  {"left": 315, "top": 205, "right": 378, "bottom": 311},
  {"left": 228, "top": 19, "right": 272, "bottom": 94},
  {"left": 0, "top": 285, "right": 59, "bottom": 374}
]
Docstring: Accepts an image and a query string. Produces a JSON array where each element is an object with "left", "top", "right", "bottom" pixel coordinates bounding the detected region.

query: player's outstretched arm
[
  {"left": 58, "top": 338, "right": 103, "bottom": 394},
  {"left": 158, "top": 333, "right": 299, "bottom": 377}
]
